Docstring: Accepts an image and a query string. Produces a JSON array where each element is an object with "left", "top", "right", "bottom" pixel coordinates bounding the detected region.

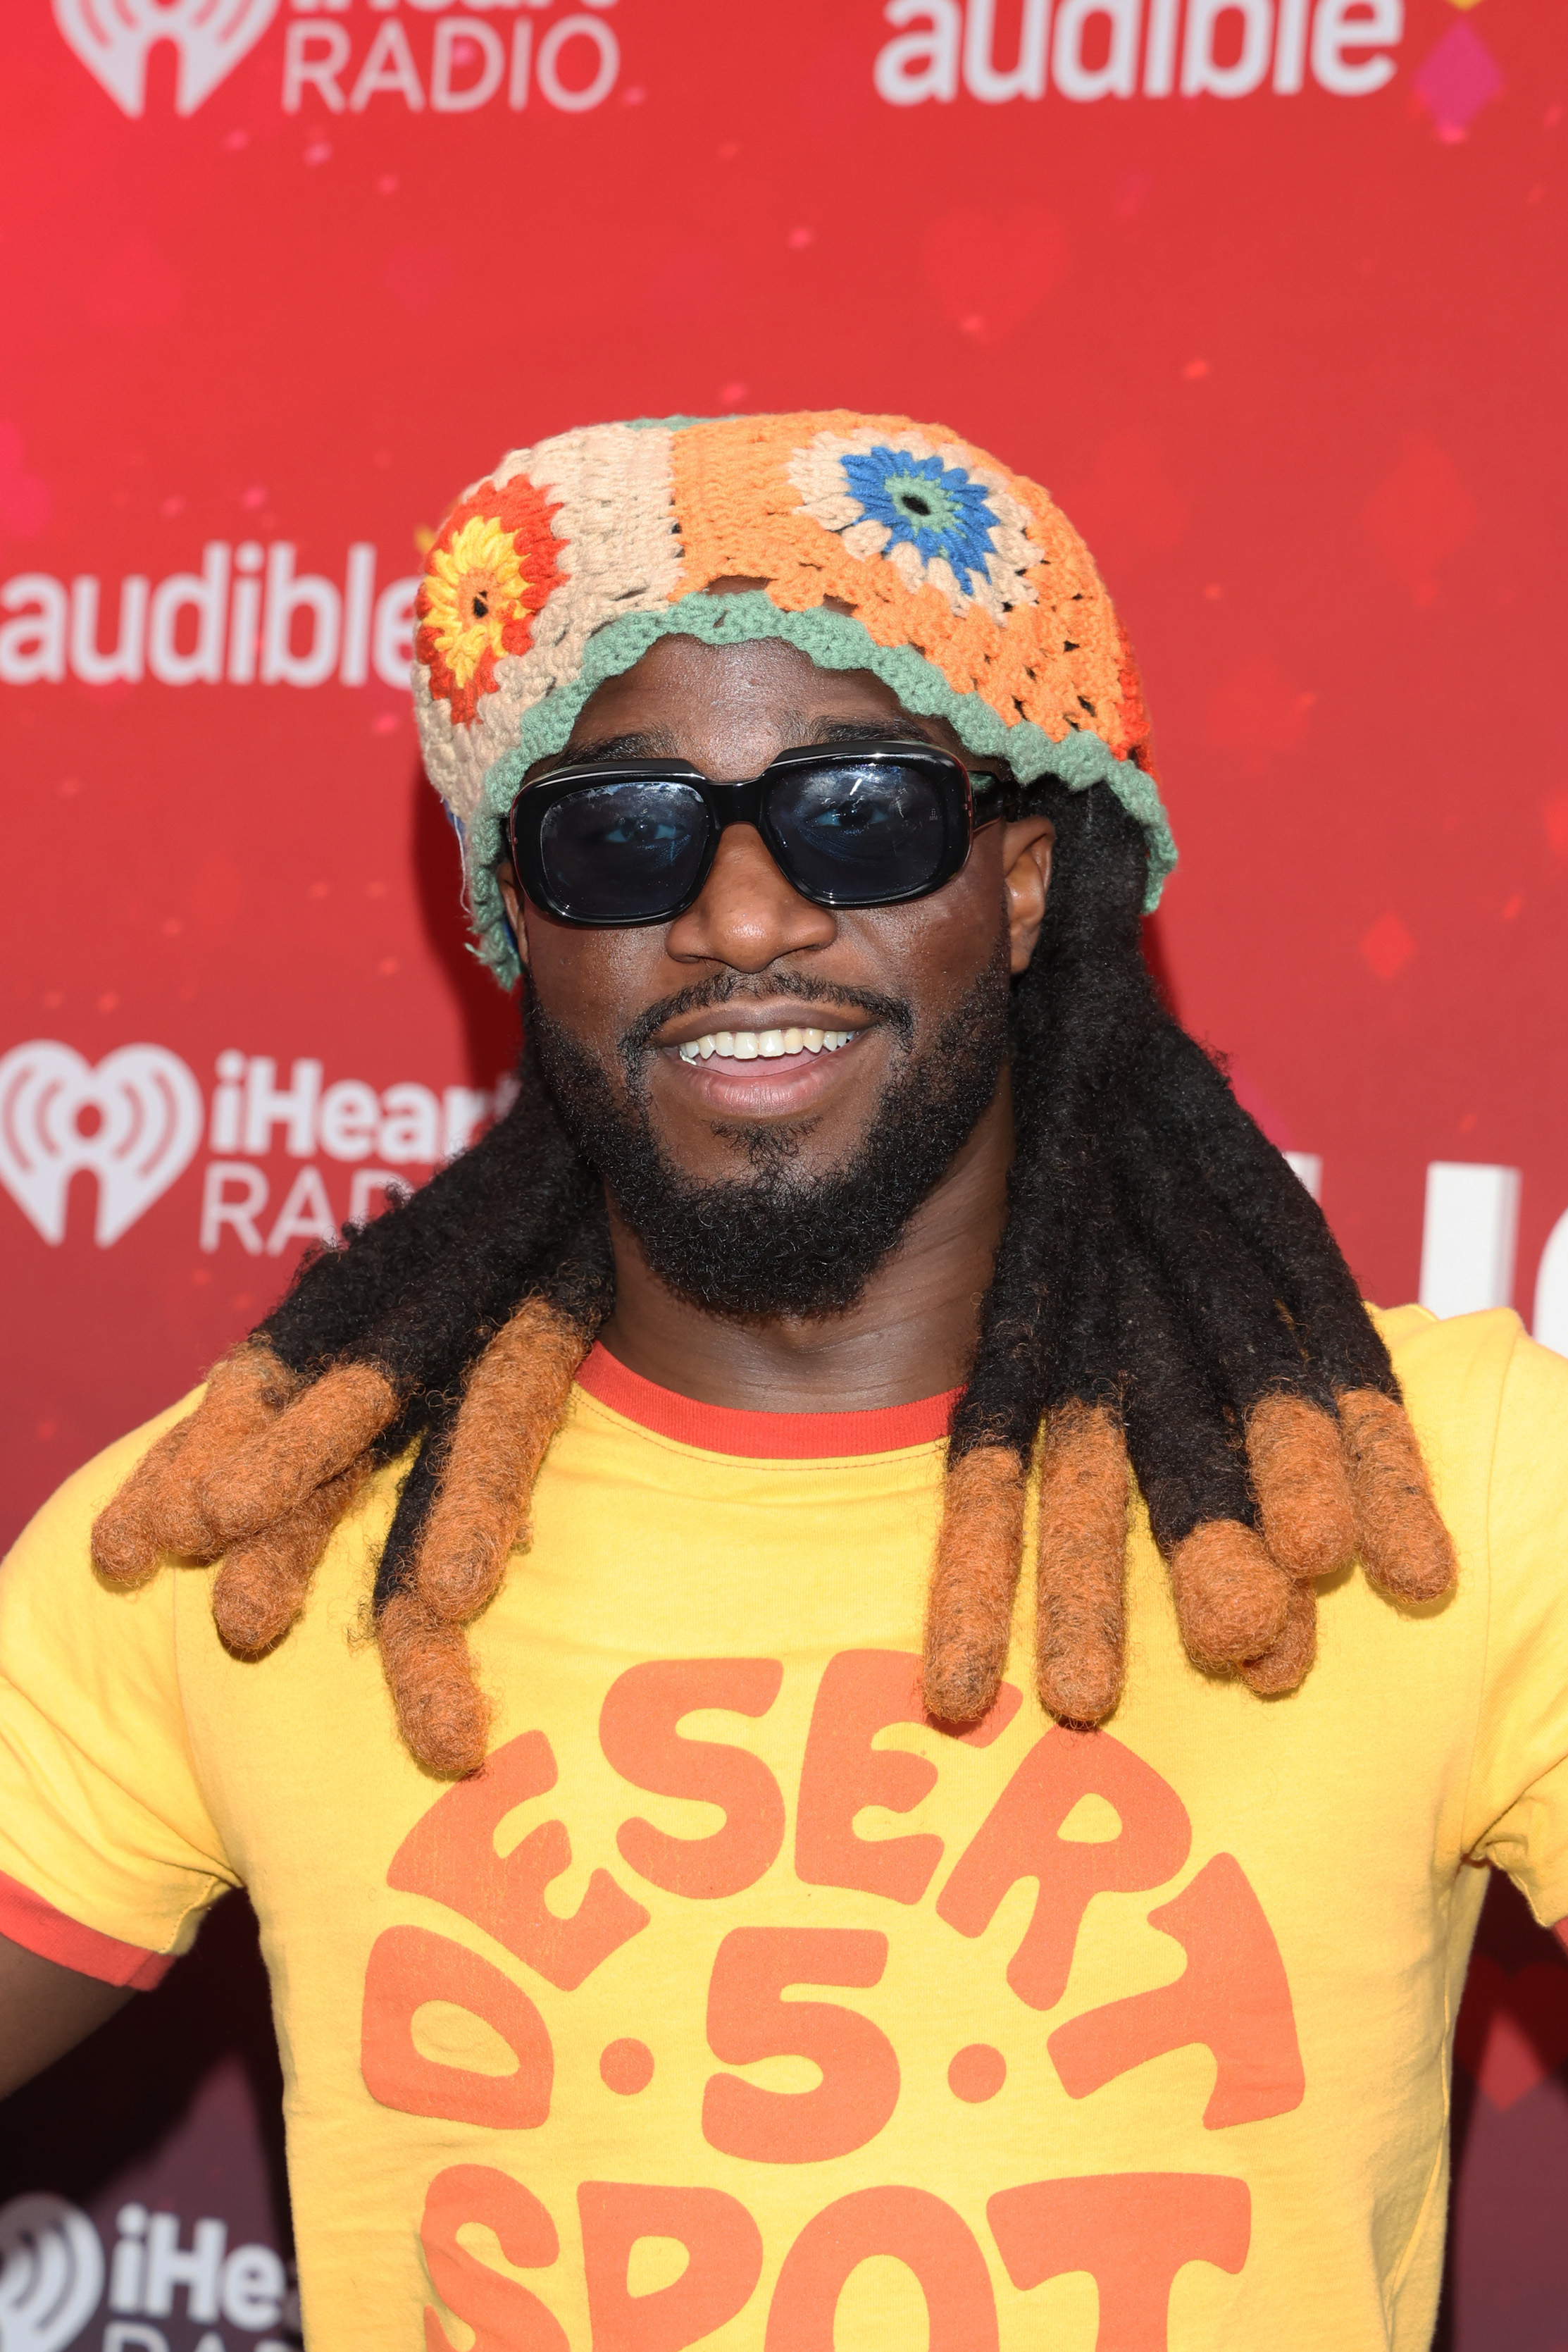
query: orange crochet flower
[{"left": 416, "top": 474, "right": 564, "bottom": 726}]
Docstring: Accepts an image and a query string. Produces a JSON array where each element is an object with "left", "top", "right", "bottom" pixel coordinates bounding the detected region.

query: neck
[{"left": 596, "top": 1075, "right": 1014, "bottom": 1413}]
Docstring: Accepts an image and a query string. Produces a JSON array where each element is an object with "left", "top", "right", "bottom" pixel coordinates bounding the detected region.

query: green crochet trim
[{"left": 466, "top": 594, "right": 1177, "bottom": 983}]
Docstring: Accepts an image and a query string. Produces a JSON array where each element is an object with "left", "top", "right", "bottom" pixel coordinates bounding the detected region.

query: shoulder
[
  {"left": 0, "top": 1398, "right": 214, "bottom": 1759},
  {"left": 1374, "top": 1301, "right": 1568, "bottom": 1424},
  {"left": 1374, "top": 1303, "right": 1568, "bottom": 1535}
]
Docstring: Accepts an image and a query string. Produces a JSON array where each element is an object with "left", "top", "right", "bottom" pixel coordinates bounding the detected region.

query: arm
[
  {"left": 0, "top": 1401, "right": 242, "bottom": 2050},
  {"left": 0, "top": 1931, "right": 135, "bottom": 2098},
  {"left": 1460, "top": 1323, "right": 1568, "bottom": 1933}
]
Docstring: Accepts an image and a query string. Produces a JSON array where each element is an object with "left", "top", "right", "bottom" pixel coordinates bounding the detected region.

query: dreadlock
[{"left": 92, "top": 776, "right": 1454, "bottom": 1775}]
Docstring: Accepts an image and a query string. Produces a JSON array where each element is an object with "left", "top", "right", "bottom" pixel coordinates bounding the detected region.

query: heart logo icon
[
  {"left": 0, "top": 1040, "right": 204, "bottom": 1247},
  {"left": 53, "top": 0, "right": 282, "bottom": 119},
  {"left": 0, "top": 2195, "right": 105, "bottom": 2352}
]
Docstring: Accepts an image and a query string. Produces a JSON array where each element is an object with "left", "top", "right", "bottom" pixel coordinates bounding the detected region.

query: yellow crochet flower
[{"left": 422, "top": 514, "right": 531, "bottom": 693}]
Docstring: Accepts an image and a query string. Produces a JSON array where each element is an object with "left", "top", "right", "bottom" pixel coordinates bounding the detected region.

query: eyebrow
[
  {"left": 537, "top": 729, "right": 678, "bottom": 767},
  {"left": 802, "top": 715, "right": 942, "bottom": 747}
]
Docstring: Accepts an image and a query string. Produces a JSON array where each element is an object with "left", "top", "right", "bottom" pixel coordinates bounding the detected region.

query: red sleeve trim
[
  {"left": 0, "top": 1868, "right": 173, "bottom": 1990},
  {"left": 575, "top": 1342, "right": 959, "bottom": 1459}
]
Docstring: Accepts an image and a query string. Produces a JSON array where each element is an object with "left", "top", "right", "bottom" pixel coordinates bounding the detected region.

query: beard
[{"left": 528, "top": 951, "right": 1012, "bottom": 1321}]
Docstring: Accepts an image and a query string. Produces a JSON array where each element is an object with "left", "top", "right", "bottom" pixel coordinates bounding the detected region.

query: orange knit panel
[{"left": 667, "top": 413, "right": 1140, "bottom": 761}]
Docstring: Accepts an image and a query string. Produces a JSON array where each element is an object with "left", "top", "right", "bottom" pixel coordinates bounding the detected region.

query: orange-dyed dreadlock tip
[
  {"left": 922, "top": 1444, "right": 1028, "bottom": 1726},
  {"left": 198, "top": 1360, "right": 399, "bottom": 1548},
  {"left": 151, "top": 1342, "right": 299, "bottom": 1560},
  {"left": 414, "top": 1299, "right": 588, "bottom": 1626},
  {"left": 1166, "top": 1519, "right": 1291, "bottom": 1671},
  {"left": 1240, "top": 1581, "right": 1318, "bottom": 1697},
  {"left": 91, "top": 1423, "right": 191, "bottom": 1585},
  {"left": 212, "top": 1463, "right": 367, "bottom": 1657},
  {"left": 1336, "top": 1387, "right": 1457, "bottom": 1603},
  {"left": 377, "top": 1591, "right": 492, "bottom": 1778},
  {"left": 212, "top": 1557, "right": 302, "bottom": 1657},
  {"left": 1245, "top": 1392, "right": 1358, "bottom": 1583},
  {"left": 1035, "top": 1401, "right": 1129, "bottom": 1726}
]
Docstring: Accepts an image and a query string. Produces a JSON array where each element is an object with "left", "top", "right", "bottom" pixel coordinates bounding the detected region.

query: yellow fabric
[{"left": 2, "top": 1306, "right": 1567, "bottom": 2351}]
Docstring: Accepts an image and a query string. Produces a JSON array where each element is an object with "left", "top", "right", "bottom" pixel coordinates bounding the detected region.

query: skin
[
  {"left": 502, "top": 629, "right": 1054, "bottom": 1411},
  {"left": 0, "top": 1936, "right": 132, "bottom": 2097},
  {"left": 0, "top": 627, "right": 1054, "bottom": 2088}
]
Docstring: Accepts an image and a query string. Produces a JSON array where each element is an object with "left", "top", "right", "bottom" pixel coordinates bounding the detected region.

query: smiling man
[{"left": 3, "top": 412, "right": 1568, "bottom": 2351}]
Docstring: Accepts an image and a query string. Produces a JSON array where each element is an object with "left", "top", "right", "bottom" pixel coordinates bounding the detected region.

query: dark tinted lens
[
  {"left": 769, "top": 760, "right": 950, "bottom": 903},
  {"left": 537, "top": 780, "right": 710, "bottom": 921}
]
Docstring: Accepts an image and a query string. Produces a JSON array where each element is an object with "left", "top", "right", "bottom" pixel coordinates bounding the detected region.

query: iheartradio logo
[
  {"left": 0, "top": 1040, "right": 511, "bottom": 1253},
  {"left": 0, "top": 2193, "right": 104, "bottom": 2352},
  {"left": 0, "top": 1042, "right": 204, "bottom": 1247},
  {"left": 53, "top": 0, "right": 282, "bottom": 119},
  {"left": 53, "top": 0, "right": 625, "bottom": 123}
]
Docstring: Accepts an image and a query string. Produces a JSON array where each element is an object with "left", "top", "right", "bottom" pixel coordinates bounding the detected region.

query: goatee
[{"left": 528, "top": 952, "right": 1011, "bottom": 1322}]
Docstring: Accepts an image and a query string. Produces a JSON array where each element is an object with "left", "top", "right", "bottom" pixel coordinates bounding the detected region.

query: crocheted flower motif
[
  {"left": 417, "top": 474, "right": 563, "bottom": 727},
  {"left": 787, "top": 428, "right": 1040, "bottom": 621},
  {"left": 842, "top": 447, "right": 999, "bottom": 576}
]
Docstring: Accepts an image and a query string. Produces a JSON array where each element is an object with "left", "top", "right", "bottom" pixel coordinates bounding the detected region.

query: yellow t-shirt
[{"left": 2, "top": 1304, "right": 1567, "bottom": 2352}]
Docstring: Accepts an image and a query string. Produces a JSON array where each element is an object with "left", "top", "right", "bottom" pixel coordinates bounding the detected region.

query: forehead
[{"left": 564, "top": 636, "right": 961, "bottom": 762}]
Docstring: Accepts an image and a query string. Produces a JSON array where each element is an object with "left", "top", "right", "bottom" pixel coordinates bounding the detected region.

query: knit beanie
[{"left": 411, "top": 411, "right": 1178, "bottom": 982}]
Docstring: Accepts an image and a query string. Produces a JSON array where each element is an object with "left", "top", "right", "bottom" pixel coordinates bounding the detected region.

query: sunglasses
[{"left": 504, "top": 738, "right": 1013, "bottom": 929}]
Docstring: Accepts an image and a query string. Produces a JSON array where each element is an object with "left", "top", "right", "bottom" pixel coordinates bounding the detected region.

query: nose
[{"left": 664, "top": 822, "right": 837, "bottom": 971}]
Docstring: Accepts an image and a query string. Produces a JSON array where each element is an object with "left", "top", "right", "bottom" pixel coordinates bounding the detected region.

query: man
[{"left": 1, "top": 411, "right": 1564, "bottom": 2351}]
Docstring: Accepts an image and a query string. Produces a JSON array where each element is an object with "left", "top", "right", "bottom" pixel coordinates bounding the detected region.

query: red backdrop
[{"left": 2, "top": 1, "right": 1566, "bottom": 2344}]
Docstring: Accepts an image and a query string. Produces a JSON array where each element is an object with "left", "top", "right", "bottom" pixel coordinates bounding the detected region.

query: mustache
[{"left": 619, "top": 972, "right": 916, "bottom": 1065}]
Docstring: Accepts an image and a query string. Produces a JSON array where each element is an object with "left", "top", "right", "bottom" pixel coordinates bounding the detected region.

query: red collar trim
[{"left": 575, "top": 1342, "right": 958, "bottom": 1459}]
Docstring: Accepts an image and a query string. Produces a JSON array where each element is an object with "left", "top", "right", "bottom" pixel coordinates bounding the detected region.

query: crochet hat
[{"left": 411, "top": 411, "right": 1177, "bottom": 981}]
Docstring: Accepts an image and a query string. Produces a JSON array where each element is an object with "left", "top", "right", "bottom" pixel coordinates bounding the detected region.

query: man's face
[{"left": 499, "top": 633, "right": 1053, "bottom": 1316}]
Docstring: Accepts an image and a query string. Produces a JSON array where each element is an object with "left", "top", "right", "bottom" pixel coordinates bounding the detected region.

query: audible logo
[
  {"left": 873, "top": 0, "right": 1404, "bottom": 105},
  {"left": 0, "top": 544, "right": 418, "bottom": 690}
]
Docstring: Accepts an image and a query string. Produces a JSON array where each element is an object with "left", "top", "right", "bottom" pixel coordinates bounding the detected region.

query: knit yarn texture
[{"left": 411, "top": 411, "right": 1178, "bottom": 982}]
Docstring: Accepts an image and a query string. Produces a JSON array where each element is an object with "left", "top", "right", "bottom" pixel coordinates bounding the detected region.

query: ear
[
  {"left": 498, "top": 868, "right": 532, "bottom": 972},
  {"left": 1002, "top": 818, "right": 1054, "bottom": 974}
]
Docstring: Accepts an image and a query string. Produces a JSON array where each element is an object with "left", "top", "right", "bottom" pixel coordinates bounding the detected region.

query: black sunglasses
[{"left": 505, "top": 738, "right": 1013, "bottom": 929}]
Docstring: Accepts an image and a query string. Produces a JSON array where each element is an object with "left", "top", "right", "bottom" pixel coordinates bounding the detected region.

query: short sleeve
[
  {"left": 1462, "top": 1327, "right": 1568, "bottom": 1924},
  {"left": 0, "top": 1399, "right": 240, "bottom": 1977}
]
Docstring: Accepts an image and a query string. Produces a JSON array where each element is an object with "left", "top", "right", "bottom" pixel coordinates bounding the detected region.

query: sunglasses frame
[{"left": 505, "top": 737, "right": 1014, "bottom": 929}]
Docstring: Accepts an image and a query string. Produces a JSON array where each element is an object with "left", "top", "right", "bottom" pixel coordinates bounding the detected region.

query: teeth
[{"left": 676, "top": 1026, "right": 857, "bottom": 1064}]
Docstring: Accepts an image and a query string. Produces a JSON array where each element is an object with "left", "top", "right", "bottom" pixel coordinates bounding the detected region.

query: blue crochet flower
[{"left": 839, "top": 447, "right": 1001, "bottom": 590}]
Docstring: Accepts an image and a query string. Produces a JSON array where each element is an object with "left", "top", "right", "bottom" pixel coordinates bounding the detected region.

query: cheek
[
  {"left": 857, "top": 844, "right": 1006, "bottom": 1001},
  {"left": 521, "top": 918, "right": 666, "bottom": 1056}
]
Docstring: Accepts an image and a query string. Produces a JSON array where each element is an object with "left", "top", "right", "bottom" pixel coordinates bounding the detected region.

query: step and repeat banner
[{"left": 2, "top": 0, "right": 1566, "bottom": 2345}]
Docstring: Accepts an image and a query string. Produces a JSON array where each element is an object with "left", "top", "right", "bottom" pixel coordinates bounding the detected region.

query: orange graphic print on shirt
[{"left": 359, "top": 1651, "right": 1304, "bottom": 2349}]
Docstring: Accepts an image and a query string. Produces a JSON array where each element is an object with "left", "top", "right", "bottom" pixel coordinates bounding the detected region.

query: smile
[{"left": 675, "top": 1026, "right": 858, "bottom": 1065}]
